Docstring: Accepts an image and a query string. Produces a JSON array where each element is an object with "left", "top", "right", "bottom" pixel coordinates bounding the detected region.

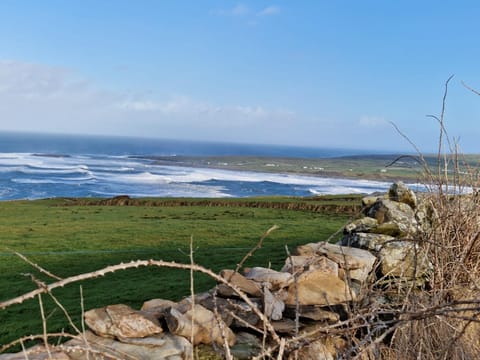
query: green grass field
[{"left": 0, "top": 196, "right": 357, "bottom": 348}]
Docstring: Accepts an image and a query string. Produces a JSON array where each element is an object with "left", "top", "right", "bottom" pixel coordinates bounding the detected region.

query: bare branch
[
  {"left": 12, "top": 250, "right": 63, "bottom": 281},
  {"left": 462, "top": 80, "right": 480, "bottom": 96},
  {"left": 0, "top": 258, "right": 282, "bottom": 345},
  {"left": 235, "top": 224, "right": 279, "bottom": 273}
]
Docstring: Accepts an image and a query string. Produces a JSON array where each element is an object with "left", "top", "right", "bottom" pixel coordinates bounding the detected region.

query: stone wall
[{"left": 0, "top": 182, "right": 433, "bottom": 360}]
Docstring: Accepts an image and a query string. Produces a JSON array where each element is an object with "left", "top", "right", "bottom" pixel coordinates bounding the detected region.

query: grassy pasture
[{"left": 0, "top": 196, "right": 356, "bottom": 348}]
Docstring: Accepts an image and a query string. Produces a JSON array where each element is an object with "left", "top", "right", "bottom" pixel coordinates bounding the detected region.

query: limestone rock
[
  {"left": 388, "top": 181, "right": 417, "bottom": 209},
  {"left": 367, "top": 199, "right": 418, "bottom": 236},
  {"left": 297, "top": 242, "right": 376, "bottom": 283},
  {"left": 362, "top": 195, "right": 382, "bottom": 208},
  {"left": 66, "top": 330, "right": 192, "bottom": 360},
  {"left": 141, "top": 298, "right": 177, "bottom": 318},
  {"left": 263, "top": 286, "right": 285, "bottom": 320},
  {"left": 379, "top": 240, "right": 432, "bottom": 279},
  {"left": 196, "top": 293, "right": 261, "bottom": 327},
  {"left": 217, "top": 269, "right": 263, "bottom": 297},
  {"left": 0, "top": 346, "right": 71, "bottom": 360},
  {"left": 244, "top": 267, "right": 293, "bottom": 290},
  {"left": 281, "top": 255, "right": 338, "bottom": 276},
  {"left": 344, "top": 217, "right": 378, "bottom": 234},
  {"left": 415, "top": 197, "right": 437, "bottom": 233},
  {"left": 340, "top": 232, "right": 396, "bottom": 252},
  {"left": 84, "top": 304, "right": 163, "bottom": 339},
  {"left": 165, "top": 303, "right": 236, "bottom": 346},
  {"left": 375, "top": 221, "right": 408, "bottom": 237},
  {"left": 286, "top": 267, "right": 354, "bottom": 306}
]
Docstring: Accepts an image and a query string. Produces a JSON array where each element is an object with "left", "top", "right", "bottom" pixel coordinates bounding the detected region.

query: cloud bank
[
  {"left": 0, "top": 60, "right": 413, "bottom": 151},
  {"left": 0, "top": 60, "right": 299, "bottom": 144}
]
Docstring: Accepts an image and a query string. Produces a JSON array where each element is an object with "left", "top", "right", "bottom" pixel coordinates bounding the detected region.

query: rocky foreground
[{"left": 0, "top": 182, "right": 437, "bottom": 359}]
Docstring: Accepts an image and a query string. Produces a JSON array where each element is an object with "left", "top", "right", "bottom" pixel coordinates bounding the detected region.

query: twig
[
  {"left": 46, "top": 290, "right": 82, "bottom": 335},
  {"left": 1, "top": 332, "right": 77, "bottom": 353},
  {"left": 235, "top": 225, "right": 279, "bottom": 273},
  {"left": 38, "top": 294, "right": 52, "bottom": 360},
  {"left": 277, "top": 338, "right": 286, "bottom": 360},
  {"left": 385, "top": 154, "right": 423, "bottom": 168},
  {"left": 188, "top": 235, "right": 195, "bottom": 359},
  {"left": 80, "top": 285, "right": 91, "bottom": 360},
  {"left": 12, "top": 250, "right": 63, "bottom": 281},
  {"left": 20, "top": 339, "right": 28, "bottom": 360},
  {"left": 461, "top": 80, "right": 480, "bottom": 96},
  {"left": 0, "top": 258, "right": 282, "bottom": 345},
  {"left": 285, "top": 245, "right": 299, "bottom": 339}
]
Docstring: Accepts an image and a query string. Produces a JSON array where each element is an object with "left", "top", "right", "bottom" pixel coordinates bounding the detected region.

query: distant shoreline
[{"left": 133, "top": 154, "right": 426, "bottom": 183}]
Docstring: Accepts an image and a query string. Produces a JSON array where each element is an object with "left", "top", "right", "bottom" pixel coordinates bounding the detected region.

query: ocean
[{"left": 0, "top": 132, "right": 393, "bottom": 200}]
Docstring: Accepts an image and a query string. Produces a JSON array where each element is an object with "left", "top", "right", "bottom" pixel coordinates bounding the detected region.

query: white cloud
[
  {"left": 0, "top": 60, "right": 89, "bottom": 98},
  {"left": 0, "top": 60, "right": 299, "bottom": 143},
  {"left": 212, "top": 4, "right": 280, "bottom": 20},
  {"left": 211, "top": 3, "right": 250, "bottom": 17},
  {"left": 257, "top": 6, "right": 280, "bottom": 16},
  {"left": 118, "top": 96, "right": 294, "bottom": 129},
  {"left": 2, "top": 60, "right": 414, "bottom": 149},
  {"left": 358, "top": 115, "right": 387, "bottom": 127},
  {"left": 232, "top": 4, "right": 249, "bottom": 16}
]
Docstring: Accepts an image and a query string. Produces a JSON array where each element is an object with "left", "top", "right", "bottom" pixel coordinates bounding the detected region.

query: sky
[{"left": 0, "top": 1, "right": 480, "bottom": 152}]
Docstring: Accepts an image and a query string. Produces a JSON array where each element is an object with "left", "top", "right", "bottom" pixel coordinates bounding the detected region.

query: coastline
[
  {"left": 0, "top": 151, "right": 452, "bottom": 200},
  {"left": 135, "top": 154, "right": 425, "bottom": 183}
]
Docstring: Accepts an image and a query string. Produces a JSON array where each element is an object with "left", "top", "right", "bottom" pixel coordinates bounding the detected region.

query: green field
[{"left": 0, "top": 196, "right": 357, "bottom": 348}]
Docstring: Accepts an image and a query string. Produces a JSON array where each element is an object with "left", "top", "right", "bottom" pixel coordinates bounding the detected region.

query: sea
[{"left": 0, "top": 132, "right": 395, "bottom": 200}]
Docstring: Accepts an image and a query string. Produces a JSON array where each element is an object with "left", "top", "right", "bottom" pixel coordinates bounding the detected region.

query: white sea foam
[
  {"left": 143, "top": 165, "right": 392, "bottom": 191},
  {"left": 94, "top": 171, "right": 172, "bottom": 184},
  {"left": 91, "top": 183, "right": 231, "bottom": 198},
  {"left": 0, "top": 152, "right": 397, "bottom": 198},
  {"left": 11, "top": 176, "right": 96, "bottom": 184}
]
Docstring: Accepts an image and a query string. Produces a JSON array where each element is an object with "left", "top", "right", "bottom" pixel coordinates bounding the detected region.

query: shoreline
[
  {"left": 136, "top": 154, "right": 424, "bottom": 183},
  {"left": 0, "top": 152, "right": 445, "bottom": 200}
]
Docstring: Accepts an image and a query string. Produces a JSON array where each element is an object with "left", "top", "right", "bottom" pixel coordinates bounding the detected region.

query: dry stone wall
[{"left": 0, "top": 182, "right": 432, "bottom": 360}]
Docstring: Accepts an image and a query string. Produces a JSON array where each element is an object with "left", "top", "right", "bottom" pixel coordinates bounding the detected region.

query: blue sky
[{"left": 0, "top": 1, "right": 479, "bottom": 152}]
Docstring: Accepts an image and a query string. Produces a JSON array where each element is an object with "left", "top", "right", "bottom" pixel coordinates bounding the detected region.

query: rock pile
[{"left": 0, "top": 182, "right": 433, "bottom": 360}]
